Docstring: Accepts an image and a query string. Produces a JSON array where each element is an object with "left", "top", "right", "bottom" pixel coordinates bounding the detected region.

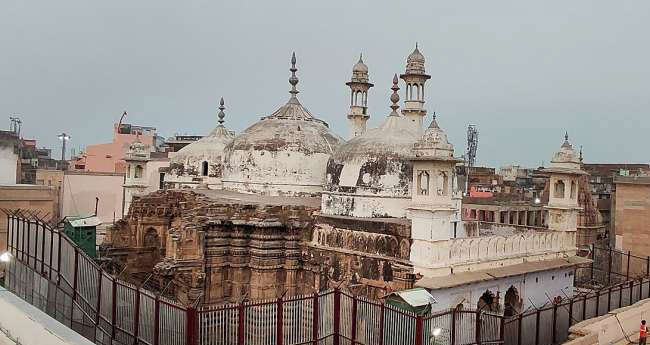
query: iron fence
[{"left": 4, "top": 211, "right": 650, "bottom": 345}]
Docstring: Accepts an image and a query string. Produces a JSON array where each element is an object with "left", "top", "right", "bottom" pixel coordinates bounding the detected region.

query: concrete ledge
[{"left": 564, "top": 298, "right": 650, "bottom": 344}]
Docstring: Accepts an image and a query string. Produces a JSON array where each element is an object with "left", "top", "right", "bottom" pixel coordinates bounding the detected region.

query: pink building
[{"left": 72, "top": 123, "right": 160, "bottom": 173}]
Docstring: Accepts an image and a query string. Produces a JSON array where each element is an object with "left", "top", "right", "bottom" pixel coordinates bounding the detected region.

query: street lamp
[
  {"left": 431, "top": 328, "right": 442, "bottom": 345},
  {"left": 0, "top": 252, "right": 12, "bottom": 263},
  {"left": 57, "top": 133, "right": 71, "bottom": 161}
]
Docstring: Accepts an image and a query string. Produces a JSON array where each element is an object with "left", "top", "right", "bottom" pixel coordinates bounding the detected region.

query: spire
[
  {"left": 565, "top": 131, "right": 569, "bottom": 142},
  {"left": 389, "top": 74, "right": 400, "bottom": 116},
  {"left": 429, "top": 111, "right": 439, "bottom": 128},
  {"left": 359, "top": 53, "right": 363, "bottom": 63},
  {"left": 218, "top": 97, "right": 226, "bottom": 126},
  {"left": 289, "top": 52, "right": 299, "bottom": 98},
  {"left": 579, "top": 145, "right": 583, "bottom": 163}
]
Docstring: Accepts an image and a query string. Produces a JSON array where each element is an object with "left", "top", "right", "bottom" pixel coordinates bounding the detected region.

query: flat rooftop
[
  {"left": 416, "top": 256, "right": 591, "bottom": 290},
  {"left": 194, "top": 188, "right": 321, "bottom": 208}
]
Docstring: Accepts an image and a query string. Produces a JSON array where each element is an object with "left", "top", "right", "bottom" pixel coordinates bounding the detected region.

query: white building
[
  {"left": 0, "top": 131, "right": 21, "bottom": 185},
  {"left": 123, "top": 140, "right": 169, "bottom": 214}
]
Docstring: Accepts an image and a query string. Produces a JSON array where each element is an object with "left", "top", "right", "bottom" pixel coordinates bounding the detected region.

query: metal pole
[
  {"left": 619, "top": 285, "right": 623, "bottom": 308},
  {"left": 71, "top": 248, "right": 79, "bottom": 319},
  {"left": 333, "top": 289, "right": 340, "bottom": 345},
  {"left": 535, "top": 309, "right": 540, "bottom": 345},
  {"left": 48, "top": 224, "right": 54, "bottom": 281},
  {"left": 451, "top": 309, "right": 456, "bottom": 345},
  {"left": 238, "top": 302, "right": 245, "bottom": 345},
  {"left": 569, "top": 299, "right": 574, "bottom": 326},
  {"left": 153, "top": 295, "right": 160, "bottom": 345},
  {"left": 476, "top": 311, "right": 482, "bottom": 345},
  {"left": 582, "top": 295, "right": 587, "bottom": 321},
  {"left": 595, "top": 290, "right": 600, "bottom": 316},
  {"left": 311, "top": 293, "right": 318, "bottom": 345},
  {"left": 517, "top": 313, "right": 523, "bottom": 345},
  {"left": 627, "top": 251, "right": 631, "bottom": 280},
  {"left": 40, "top": 223, "right": 46, "bottom": 275},
  {"left": 607, "top": 287, "right": 612, "bottom": 311},
  {"left": 590, "top": 244, "right": 595, "bottom": 281},
  {"left": 379, "top": 303, "right": 385, "bottom": 345},
  {"left": 630, "top": 281, "right": 634, "bottom": 306},
  {"left": 134, "top": 287, "right": 141, "bottom": 344},
  {"left": 608, "top": 248, "right": 613, "bottom": 285},
  {"left": 185, "top": 306, "right": 197, "bottom": 345},
  {"left": 415, "top": 315, "right": 423, "bottom": 345},
  {"left": 56, "top": 231, "right": 62, "bottom": 286},
  {"left": 277, "top": 296, "right": 284, "bottom": 345},
  {"left": 111, "top": 280, "right": 117, "bottom": 340},
  {"left": 351, "top": 296, "right": 357, "bottom": 345},
  {"left": 95, "top": 272, "right": 102, "bottom": 326}
]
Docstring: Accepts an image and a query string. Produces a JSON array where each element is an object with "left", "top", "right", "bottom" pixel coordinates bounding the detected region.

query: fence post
[
  {"left": 582, "top": 295, "right": 587, "bottom": 321},
  {"left": 608, "top": 247, "right": 613, "bottom": 285},
  {"left": 630, "top": 281, "right": 634, "bottom": 306},
  {"left": 111, "top": 279, "right": 117, "bottom": 340},
  {"left": 499, "top": 314, "right": 505, "bottom": 344},
  {"left": 451, "top": 308, "right": 456, "bottom": 345},
  {"left": 23, "top": 219, "right": 28, "bottom": 262},
  {"left": 535, "top": 309, "right": 540, "bottom": 345},
  {"left": 647, "top": 256, "right": 650, "bottom": 278},
  {"left": 619, "top": 285, "right": 623, "bottom": 308},
  {"left": 552, "top": 304, "right": 558, "bottom": 343},
  {"left": 277, "top": 297, "right": 284, "bottom": 345},
  {"left": 476, "top": 311, "right": 482, "bottom": 345},
  {"left": 134, "top": 287, "right": 141, "bottom": 344},
  {"left": 351, "top": 296, "right": 357, "bottom": 345},
  {"left": 6, "top": 215, "right": 10, "bottom": 256},
  {"left": 379, "top": 303, "right": 385, "bottom": 345},
  {"left": 40, "top": 223, "right": 46, "bottom": 275},
  {"left": 607, "top": 286, "right": 612, "bottom": 311},
  {"left": 95, "top": 272, "right": 102, "bottom": 326},
  {"left": 517, "top": 313, "right": 523, "bottom": 345},
  {"left": 311, "top": 293, "right": 318, "bottom": 345},
  {"left": 48, "top": 224, "right": 54, "bottom": 281},
  {"left": 595, "top": 289, "right": 600, "bottom": 316},
  {"left": 333, "top": 289, "right": 340, "bottom": 345},
  {"left": 238, "top": 302, "right": 245, "bottom": 345},
  {"left": 71, "top": 248, "right": 79, "bottom": 319},
  {"left": 590, "top": 244, "right": 595, "bottom": 281},
  {"left": 185, "top": 306, "right": 197, "bottom": 345},
  {"left": 153, "top": 295, "right": 160, "bottom": 345},
  {"left": 415, "top": 315, "right": 423, "bottom": 345},
  {"left": 627, "top": 251, "right": 631, "bottom": 281},
  {"left": 56, "top": 230, "right": 62, "bottom": 286}
]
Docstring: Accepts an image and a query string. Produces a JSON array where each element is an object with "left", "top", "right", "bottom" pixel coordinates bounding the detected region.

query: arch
[
  {"left": 417, "top": 170, "right": 429, "bottom": 195},
  {"left": 126, "top": 164, "right": 131, "bottom": 178},
  {"left": 439, "top": 171, "right": 449, "bottom": 196},
  {"left": 554, "top": 180, "right": 565, "bottom": 199},
  {"left": 355, "top": 90, "right": 362, "bottom": 106},
  {"left": 134, "top": 165, "right": 143, "bottom": 178},
  {"left": 202, "top": 161, "right": 209, "bottom": 176},
  {"left": 570, "top": 180, "right": 576, "bottom": 199},
  {"left": 504, "top": 286, "right": 522, "bottom": 317},
  {"left": 413, "top": 84, "right": 420, "bottom": 100},
  {"left": 420, "top": 83, "right": 425, "bottom": 99},
  {"left": 143, "top": 227, "right": 160, "bottom": 248},
  {"left": 477, "top": 290, "right": 500, "bottom": 313}
]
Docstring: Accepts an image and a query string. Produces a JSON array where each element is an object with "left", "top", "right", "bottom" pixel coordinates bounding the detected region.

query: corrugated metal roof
[
  {"left": 67, "top": 216, "right": 102, "bottom": 228},
  {"left": 390, "top": 288, "right": 436, "bottom": 307}
]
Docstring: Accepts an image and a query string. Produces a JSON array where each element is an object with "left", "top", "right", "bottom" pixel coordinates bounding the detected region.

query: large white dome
[{"left": 221, "top": 54, "right": 344, "bottom": 196}]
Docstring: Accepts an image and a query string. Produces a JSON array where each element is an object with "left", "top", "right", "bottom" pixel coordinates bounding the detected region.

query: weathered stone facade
[{"left": 106, "top": 189, "right": 415, "bottom": 305}]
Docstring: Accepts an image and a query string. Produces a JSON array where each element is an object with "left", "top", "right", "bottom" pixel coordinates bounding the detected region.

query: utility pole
[{"left": 57, "top": 133, "right": 70, "bottom": 161}]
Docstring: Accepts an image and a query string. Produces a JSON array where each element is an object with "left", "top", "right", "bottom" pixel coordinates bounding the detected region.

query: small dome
[
  {"left": 547, "top": 132, "right": 583, "bottom": 172},
  {"left": 412, "top": 116, "right": 455, "bottom": 160},
  {"left": 170, "top": 98, "right": 235, "bottom": 178},
  {"left": 350, "top": 54, "right": 370, "bottom": 84},
  {"left": 405, "top": 44, "right": 426, "bottom": 75}
]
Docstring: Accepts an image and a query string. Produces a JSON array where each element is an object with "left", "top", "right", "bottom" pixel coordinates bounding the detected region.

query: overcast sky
[{"left": 1, "top": 0, "right": 648, "bottom": 167}]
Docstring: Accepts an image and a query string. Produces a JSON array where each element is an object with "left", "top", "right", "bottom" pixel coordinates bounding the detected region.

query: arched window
[
  {"left": 417, "top": 171, "right": 429, "bottom": 195},
  {"left": 134, "top": 165, "right": 143, "bottom": 178},
  {"left": 440, "top": 172, "right": 449, "bottom": 196},
  {"left": 126, "top": 165, "right": 130, "bottom": 178},
  {"left": 202, "top": 161, "right": 209, "bottom": 176},
  {"left": 554, "top": 180, "right": 565, "bottom": 198},
  {"left": 570, "top": 181, "right": 577, "bottom": 199},
  {"left": 504, "top": 286, "right": 522, "bottom": 317},
  {"left": 413, "top": 84, "right": 420, "bottom": 100}
]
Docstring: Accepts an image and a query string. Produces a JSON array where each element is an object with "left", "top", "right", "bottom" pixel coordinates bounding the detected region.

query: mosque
[{"left": 112, "top": 45, "right": 588, "bottom": 314}]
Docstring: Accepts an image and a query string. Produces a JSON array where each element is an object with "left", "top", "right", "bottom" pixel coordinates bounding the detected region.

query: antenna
[{"left": 465, "top": 124, "right": 479, "bottom": 168}]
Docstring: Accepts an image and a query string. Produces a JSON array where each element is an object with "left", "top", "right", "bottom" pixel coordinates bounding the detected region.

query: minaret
[
  {"left": 346, "top": 54, "right": 374, "bottom": 138},
  {"left": 407, "top": 113, "right": 462, "bottom": 276},
  {"left": 542, "top": 132, "right": 584, "bottom": 254},
  {"left": 400, "top": 43, "right": 431, "bottom": 130}
]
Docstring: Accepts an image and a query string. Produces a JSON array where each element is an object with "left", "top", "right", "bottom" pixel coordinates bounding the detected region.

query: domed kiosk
[
  {"left": 221, "top": 53, "right": 345, "bottom": 196},
  {"left": 166, "top": 98, "right": 235, "bottom": 189}
]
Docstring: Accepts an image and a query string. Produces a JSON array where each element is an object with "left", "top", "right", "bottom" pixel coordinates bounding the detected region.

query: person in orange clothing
[{"left": 641, "top": 320, "right": 648, "bottom": 345}]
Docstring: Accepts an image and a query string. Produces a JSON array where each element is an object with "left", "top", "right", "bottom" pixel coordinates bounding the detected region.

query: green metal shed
[
  {"left": 63, "top": 216, "right": 101, "bottom": 259},
  {"left": 385, "top": 288, "right": 436, "bottom": 316}
]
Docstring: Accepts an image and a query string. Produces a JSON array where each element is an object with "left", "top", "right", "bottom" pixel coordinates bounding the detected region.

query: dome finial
[
  {"left": 218, "top": 97, "right": 226, "bottom": 126},
  {"left": 564, "top": 131, "right": 569, "bottom": 142},
  {"left": 289, "top": 52, "right": 299, "bottom": 98},
  {"left": 389, "top": 74, "right": 400, "bottom": 116},
  {"left": 579, "top": 145, "right": 583, "bottom": 163},
  {"left": 416, "top": 42, "right": 418, "bottom": 49},
  {"left": 359, "top": 52, "right": 363, "bottom": 63}
]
